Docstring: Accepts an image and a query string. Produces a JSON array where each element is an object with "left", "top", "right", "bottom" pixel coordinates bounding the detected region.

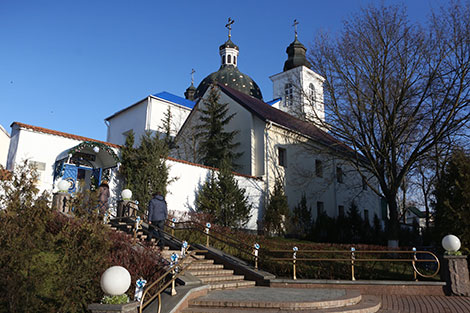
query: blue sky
[{"left": 0, "top": 0, "right": 447, "bottom": 141}]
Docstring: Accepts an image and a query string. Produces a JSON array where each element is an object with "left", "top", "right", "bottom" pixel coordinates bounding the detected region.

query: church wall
[
  {"left": 252, "top": 116, "right": 266, "bottom": 177},
  {"left": 265, "top": 124, "right": 382, "bottom": 224},
  {"left": 7, "top": 125, "right": 86, "bottom": 193},
  {"left": 106, "top": 99, "right": 149, "bottom": 146},
  {"left": 147, "top": 97, "right": 191, "bottom": 139},
  {"left": 270, "top": 66, "right": 325, "bottom": 124},
  {"left": 217, "top": 92, "right": 254, "bottom": 176},
  {"left": 165, "top": 158, "right": 263, "bottom": 230},
  {"left": 0, "top": 125, "right": 10, "bottom": 168}
]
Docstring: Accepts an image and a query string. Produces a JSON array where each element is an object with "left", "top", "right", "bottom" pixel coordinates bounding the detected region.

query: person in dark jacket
[{"left": 148, "top": 191, "right": 168, "bottom": 249}]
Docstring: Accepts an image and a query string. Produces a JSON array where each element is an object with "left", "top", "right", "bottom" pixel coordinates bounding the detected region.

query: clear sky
[{"left": 0, "top": 0, "right": 448, "bottom": 141}]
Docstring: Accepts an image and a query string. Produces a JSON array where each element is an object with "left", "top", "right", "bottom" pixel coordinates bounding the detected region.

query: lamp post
[{"left": 441, "top": 235, "right": 470, "bottom": 296}]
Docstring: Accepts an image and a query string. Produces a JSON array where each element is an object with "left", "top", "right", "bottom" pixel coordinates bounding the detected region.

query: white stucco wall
[
  {"left": 6, "top": 125, "right": 121, "bottom": 200},
  {"left": 0, "top": 125, "right": 10, "bottom": 168},
  {"left": 148, "top": 96, "right": 191, "bottom": 138},
  {"left": 265, "top": 124, "right": 382, "bottom": 223},
  {"left": 165, "top": 158, "right": 264, "bottom": 230},
  {"left": 106, "top": 98, "right": 149, "bottom": 146},
  {"left": 270, "top": 66, "right": 325, "bottom": 125}
]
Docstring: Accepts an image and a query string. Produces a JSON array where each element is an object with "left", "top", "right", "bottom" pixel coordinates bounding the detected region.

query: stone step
[
  {"left": 188, "top": 263, "right": 224, "bottom": 270},
  {"left": 186, "top": 288, "right": 367, "bottom": 311},
  {"left": 183, "top": 295, "right": 380, "bottom": 312},
  {"left": 198, "top": 275, "right": 245, "bottom": 283},
  {"left": 208, "top": 280, "right": 256, "bottom": 291},
  {"left": 188, "top": 269, "right": 234, "bottom": 276}
]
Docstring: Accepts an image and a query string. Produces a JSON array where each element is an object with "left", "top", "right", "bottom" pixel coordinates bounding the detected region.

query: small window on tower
[
  {"left": 222, "top": 55, "right": 226, "bottom": 64},
  {"left": 284, "top": 83, "right": 293, "bottom": 106},
  {"left": 234, "top": 56, "right": 236, "bottom": 65},
  {"left": 227, "top": 55, "right": 232, "bottom": 63},
  {"left": 278, "top": 147, "right": 287, "bottom": 167},
  {"left": 309, "top": 83, "right": 315, "bottom": 102}
]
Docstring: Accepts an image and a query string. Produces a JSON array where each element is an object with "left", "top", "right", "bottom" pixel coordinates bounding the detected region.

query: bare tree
[{"left": 308, "top": 2, "right": 470, "bottom": 241}]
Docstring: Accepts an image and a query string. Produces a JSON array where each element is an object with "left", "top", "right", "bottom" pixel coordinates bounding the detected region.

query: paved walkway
[{"left": 377, "top": 295, "right": 470, "bottom": 313}]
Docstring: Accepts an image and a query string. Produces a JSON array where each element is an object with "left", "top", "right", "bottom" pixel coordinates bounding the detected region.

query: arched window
[
  {"left": 309, "top": 83, "right": 315, "bottom": 102},
  {"left": 284, "top": 83, "right": 293, "bottom": 106},
  {"left": 222, "top": 55, "right": 226, "bottom": 65},
  {"left": 233, "top": 56, "right": 236, "bottom": 65},
  {"left": 227, "top": 55, "right": 232, "bottom": 64}
]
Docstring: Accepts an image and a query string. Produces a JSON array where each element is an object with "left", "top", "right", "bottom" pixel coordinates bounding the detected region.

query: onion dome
[
  {"left": 283, "top": 37, "right": 312, "bottom": 71},
  {"left": 184, "top": 83, "right": 196, "bottom": 101},
  {"left": 195, "top": 37, "right": 263, "bottom": 100}
]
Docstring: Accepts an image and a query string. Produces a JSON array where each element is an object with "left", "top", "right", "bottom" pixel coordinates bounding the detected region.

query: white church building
[{"left": 5, "top": 26, "right": 384, "bottom": 230}]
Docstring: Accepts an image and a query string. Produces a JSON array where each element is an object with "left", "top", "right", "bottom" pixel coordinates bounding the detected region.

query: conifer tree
[
  {"left": 291, "top": 193, "right": 312, "bottom": 238},
  {"left": 195, "top": 86, "right": 241, "bottom": 169},
  {"left": 195, "top": 157, "right": 251, "bottom": 228},
  {"left": 433, "top": 149, "right": 470, "bottom": 254},
  {"left": 120, "top": 131, "right": 170, "bottom": 210},
  {"left": 264, "top": 178, "right": 290, "bottom": 236},
  {"left": 160, "top": 106, "right": 175, "bottom": 149}
]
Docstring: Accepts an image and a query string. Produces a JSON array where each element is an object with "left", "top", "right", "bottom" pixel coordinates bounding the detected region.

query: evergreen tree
[
  {"left": 291, "top": 193, "right": 312, "bottom": 238},
  {"left": 346, "top": 202, "right": 363, "bottom": 244},
  {"left": 433, "top": 149, "right": 470, "bottom": 254},
  {"left": 264, "top": 178, "right": 290, "bottom": 236},
  {"left": 160, "top": 106, "right": 176, "bottom": 149},
  {"left": 120, "top": 131, "right": 170, "bottom": 211},
  {"left": 195, "top": 86, "right": 242, "bottom": 169},
  {"left": 195, "top": 157, "right": 251, "bottom": 228}
]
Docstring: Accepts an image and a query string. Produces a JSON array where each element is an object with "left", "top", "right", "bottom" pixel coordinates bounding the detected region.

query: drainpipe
[{"left": 104, "top": 120, "right": 110, "bottom": 142}]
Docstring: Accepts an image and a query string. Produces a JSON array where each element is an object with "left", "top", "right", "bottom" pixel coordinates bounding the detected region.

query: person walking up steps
[{"left": 148, "top": 191, "right": 168, "bottom": 250}]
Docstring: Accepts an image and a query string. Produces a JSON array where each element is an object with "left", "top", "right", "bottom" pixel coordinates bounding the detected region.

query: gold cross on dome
[{"left": 225, "top": 17, "right": 235, "bottom": 39}]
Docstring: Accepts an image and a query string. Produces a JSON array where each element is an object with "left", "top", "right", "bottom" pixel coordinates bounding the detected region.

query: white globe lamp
[
  {"left": 93, "top": 146, "right": 100, "bottom": 153},
  {"left": 100, "top": 266, "right": 131, "bottom": 296},
  {"left": 121, "top": 189, "right": 132, "bottom": 200},
  {"left": 58, "top": 180, "right": 70, "bottom": 193},
  {"left": 442, "top": 234, "right": 461, "bottom": 253}
]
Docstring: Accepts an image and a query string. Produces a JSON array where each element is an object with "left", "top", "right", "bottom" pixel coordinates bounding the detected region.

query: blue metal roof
[
  {"left": 153, "top": 91, "right": 195, "bottom": 109},
  {"left": 266, "top": 98, "right": 281, "bottom": 106}
]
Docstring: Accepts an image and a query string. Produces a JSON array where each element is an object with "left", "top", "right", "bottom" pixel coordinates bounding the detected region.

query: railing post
[
  {"left": 205, "top": 223, "right": 211, "bottom": 247},
  {"left": 181, "top": 241, "right": 188, "bottom": 258},
  {"left": 134, "top": 216, "right": 141, "bottom": 243},
  {"left": 293, "top": 246, "right": 298, "bottom": 280},
  {"left": 412, "top": 247, "right": 418, "bottom": 281},
  {"left": 171, "top": 217, "right": 176, "bottom": 237},
  {"left": 134, "top": 277, "right": 147, "bottom": 302},
  {"left": 253, "top": 243, "right": 260, "bottom": 269},
  {"left": 351, "top": 247, "right": 356, "bottom": 281},
  {"left": 170, "top": 253, "right": 179, "bottom": 296}
]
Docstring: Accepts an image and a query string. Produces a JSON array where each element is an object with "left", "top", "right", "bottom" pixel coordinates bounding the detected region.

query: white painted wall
[
  {"left": 106, "top": 98, "right": 149, "bottom": 146},
  {"left": 147, "top": 96, "right": 191, "bottom": 139},
  {"left": 0, "top": 125, "right": 10, "bottom": 168},
  {"left": 165, "top": 158, "right": 264, "bottom": 229},
  {"left": 270, "top": 66, "right": 325, "bottom": 125},
  {"left": 7, "top": 123, "right": 264, "bottom": 230},
  {"left": 265, "top": 124, "right": 382, "bottom": 223}
]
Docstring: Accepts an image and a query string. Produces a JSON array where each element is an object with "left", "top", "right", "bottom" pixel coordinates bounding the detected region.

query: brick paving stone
[{"left": 376, "top": 295, "right": 470, "bottom": 313}]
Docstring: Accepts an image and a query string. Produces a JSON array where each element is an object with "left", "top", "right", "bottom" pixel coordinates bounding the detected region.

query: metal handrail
[
  {"left": 269, "top": 249, "right": 440, "bottom": 281},
  {"left": 138, "top": 250, "right": 206, "bottom": 313},
  {"left": 167, "top": 219, "right": 260, "bottom": 265}
]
